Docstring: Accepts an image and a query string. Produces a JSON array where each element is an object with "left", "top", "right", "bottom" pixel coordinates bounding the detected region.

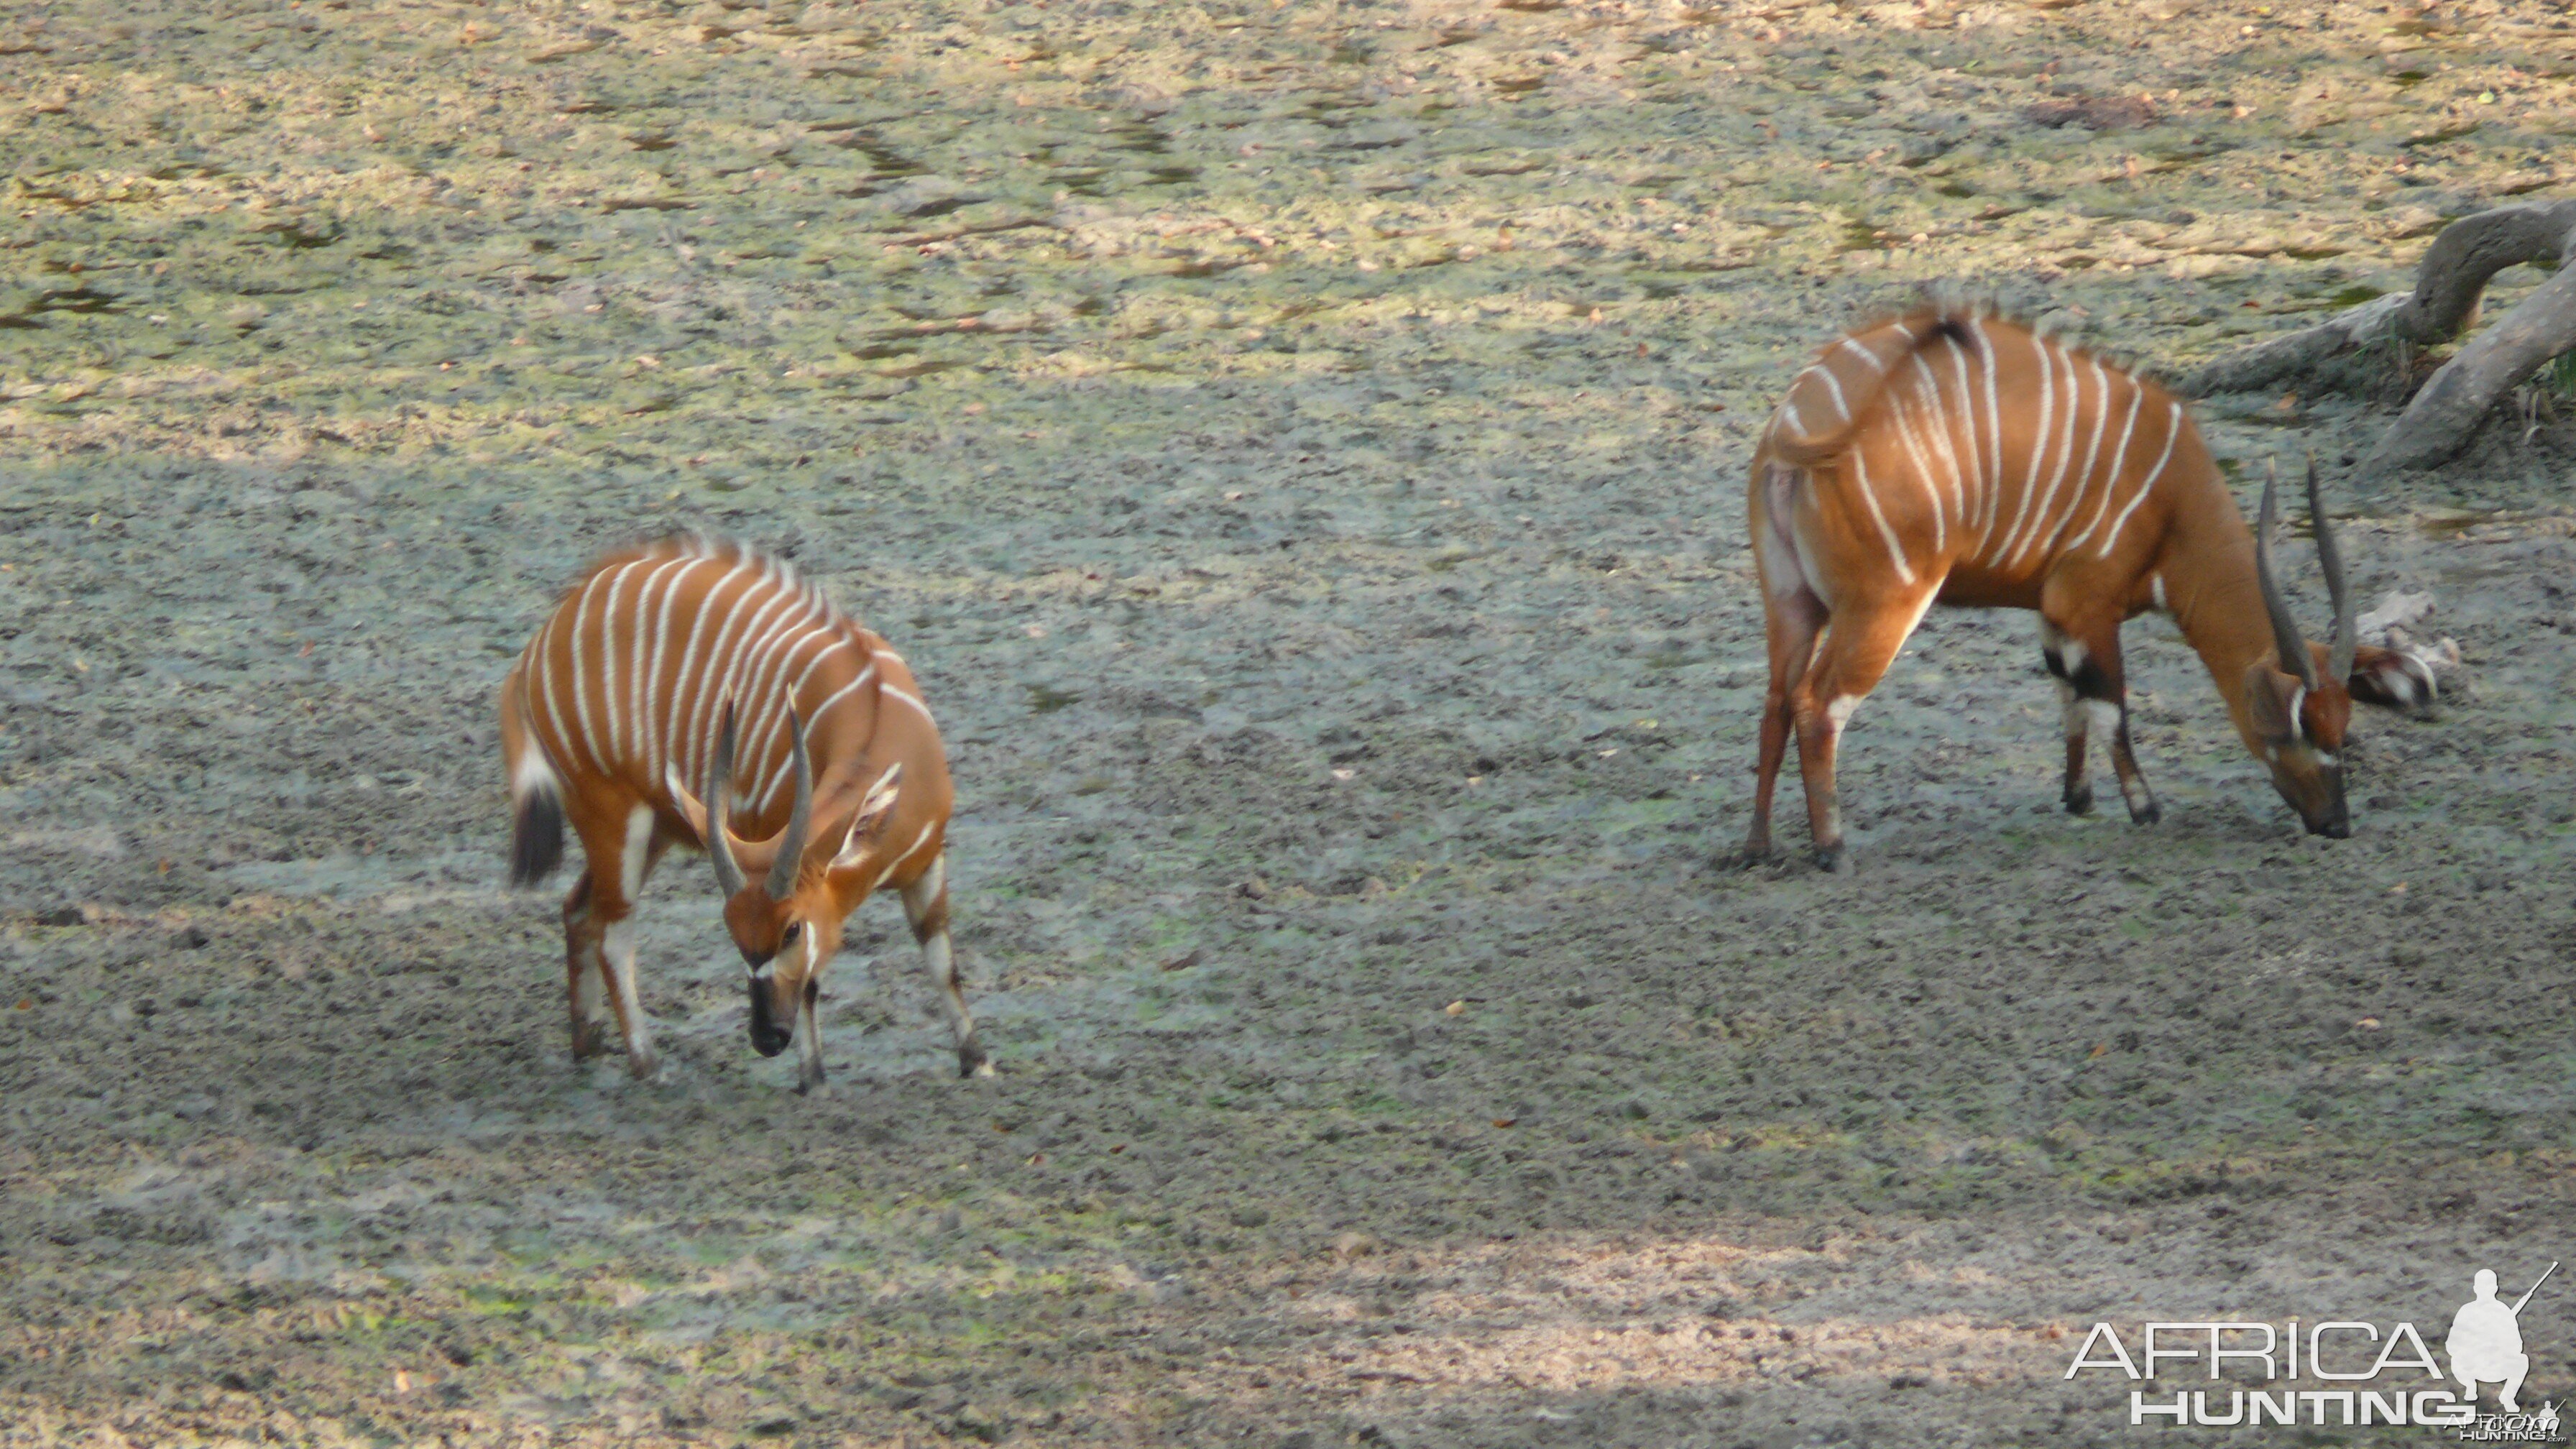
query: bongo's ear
[
  {"left": 827, "top": 763, "right": 906, "bottom": 871},
  {"left": 2346, "top": 644, "right": 2438, "bottom": 718}
]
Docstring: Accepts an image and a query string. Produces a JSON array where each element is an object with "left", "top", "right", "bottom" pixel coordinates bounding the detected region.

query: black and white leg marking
[
  {"left": 794, "top": 932, "right": 827, "bottom": 1096},
  {"left": 2044, "top": 621, "right": 2158, "bottom": 824},
  {"left": 902, "top": 854, "right": 991, "bottom": 1077},
  {"left": 2043, "top": 623, "right": 2095, "bottom": 815}
]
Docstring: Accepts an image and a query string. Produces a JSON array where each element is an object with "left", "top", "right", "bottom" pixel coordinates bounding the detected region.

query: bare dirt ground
[{"left": 4, "top": 1, "right": 2575, "bottom": 1445}]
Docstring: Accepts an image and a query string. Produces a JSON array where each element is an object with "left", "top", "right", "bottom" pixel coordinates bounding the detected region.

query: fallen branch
[
  {"left": 2361, "top": 251, "right": 2576, "bottom": 474},
  {"left": 2179, "top": 197, "right": 2576, "bottom": 397}
]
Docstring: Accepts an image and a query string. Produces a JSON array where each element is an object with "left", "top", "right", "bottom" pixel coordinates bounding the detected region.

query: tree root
[{"left": 2177, "top": 196, "right": 2576, "bottom": 474}]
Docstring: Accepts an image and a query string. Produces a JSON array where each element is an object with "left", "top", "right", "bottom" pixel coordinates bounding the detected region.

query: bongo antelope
[
  {"left": 499, "top": 534, "right": 990, "bottom": 1092},
  {"left": 1744, "top": 307, "right": 2437, "bottom": 869}
]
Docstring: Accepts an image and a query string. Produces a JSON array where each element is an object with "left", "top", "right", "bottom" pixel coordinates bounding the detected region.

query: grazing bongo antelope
[
  {"left": 499, "top": 534, "right": 990, "bottom": 1092},
  {"left": 1744, "top": 306, "right": 2437, "bottom": 869}
]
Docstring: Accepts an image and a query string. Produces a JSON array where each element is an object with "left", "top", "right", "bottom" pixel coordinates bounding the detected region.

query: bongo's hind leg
[
  {"left": 1748, "top": 590, "right": 1826, "bottom": 865},
  {"left": 1791, "top": 584, "right": 1938, "bottom": 871},
  {"left": 569, "top": 800, "right": 661, "bottom": 1080},
  {"left": 562, "top": 873, "right": 608, "bottom": 1060},
  {"left": 1746, "top": 465, "right": 1826, "bottom": 865}
]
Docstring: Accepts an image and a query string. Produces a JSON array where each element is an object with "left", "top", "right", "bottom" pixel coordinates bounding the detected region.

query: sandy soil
[{"left": 4, "top": 0, "right": 2575, "bottom": 1445}]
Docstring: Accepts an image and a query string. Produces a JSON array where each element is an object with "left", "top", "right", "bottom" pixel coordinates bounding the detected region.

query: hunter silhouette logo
[{"left": 2451, "top": 1264, "right": 2552, "bottom": 1412}]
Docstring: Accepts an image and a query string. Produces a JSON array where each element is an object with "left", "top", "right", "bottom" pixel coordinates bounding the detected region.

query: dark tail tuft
[{"left": 510, "top": 786, "right": 566, "bottom": 887}]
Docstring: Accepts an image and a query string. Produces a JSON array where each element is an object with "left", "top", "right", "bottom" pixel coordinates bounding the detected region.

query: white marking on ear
[
  {"left": 2394, "top": 654, "right": 2437, "bottom": 704},
  {"left": 829, "top": 763, "right": 906, "bottom": 870}
]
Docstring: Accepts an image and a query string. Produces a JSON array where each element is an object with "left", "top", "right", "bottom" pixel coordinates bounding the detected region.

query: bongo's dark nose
[{"left": 748, "top": 981, "right": 792, "bottom": 1057}]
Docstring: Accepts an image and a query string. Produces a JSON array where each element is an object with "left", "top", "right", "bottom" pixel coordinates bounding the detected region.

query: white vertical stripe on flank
[
  {"left": 1976, "top": 321, "right": 2004, "bottom": 538},
  {"left": 2024, "top": 339, "right": 2083, "bottom": 561},
  {"left": 1939, "top": 334, "right": 1987, "bottom": 549},
  {"left": 733, "top": 599, "right": 824, "bottom": 754},
  {"left": 748, "top": 605, "right": 827, "bottom": 805},
  {"left": 871, "top": 821, "right": 940, "bottom": 889},
  {"left": 2010, "top": 339, "right": 2084, "bottom": 565},
  {"left": 2000, "top": 332, "right": 2054, "bottom": 560},
  {"left": 1779, "top": 397, "right": 1807, "bottom": 438},
  {"left": 663, "top": 551, "right": 758, "bottom": 786},
  {"left": 786, "top": 633, "right": 855, "bottom": 704},
  {"left": 1837, "top": 334, "right": 1890, "bottom": 373},
  {"left": 1847, "top": 450, "right": 1918, "bottom": 584},
  {"left": 737, "top": 610, "right": 833, "bottom": 807},
  {"left": 525, "top": 624, "right": 574, "bottom": 788},
  {"left": 2049, "top": 354, "right": 2116, "bottom": 559},
  {"left": 741, "top": 593, "right": 822, "bottom": 805},
  {"left": 1911, "top": 362, "right": 1968, "bottom": 536},
  {"left": 2068, "top": 383, "right": 2147, "bottom": 551},
  {"left": 1816, "top": 364, "right": 1851, "bottom": 422},
  {"left": 1906, "top": 366, "right": 1957, "bottom": 536},
  {"left": 633, "top": 543, "right": 695, "bottom": 768},
  {"left": 625, "top": 553, "right": 691, "bottom": 767},
  {"left": 750, "top": 630, "right": 861, "bottom": 813},
  {"left": 672, "top": 553, "right": 769, "bottom": 787},
  {"left": 805, "top": 660, "right": 878, "bottom": 741},
  {"left": 640, "top": 553, "right": 704, "bottom": 773},
  {"left": 593, "top": 557, "right": 653, "bottom": 768},
  {"left": 701, "top": 572, "right": 799, "bottom": 805},
  {"left": 2094, "top": 402, "right": 2184, "bottom": 558},
  {"left": 743, "top": 616, "right": 831, "bottom": 740},
  {"left": 879, "top": 680, "right": 937, "bottom": 724},
  {"left": 1884, "top": 388, "right": 1950, "bottom": 553},
  {"left": 564, "top": 563, "right": 620, "bottom": 773}
]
